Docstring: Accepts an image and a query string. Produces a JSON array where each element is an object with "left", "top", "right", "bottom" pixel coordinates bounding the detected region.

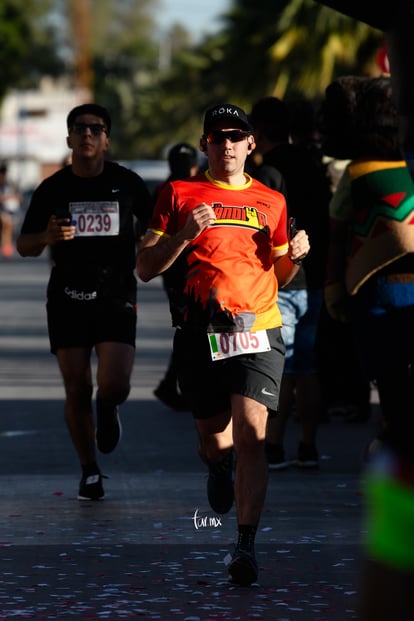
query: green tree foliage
[
  {"left": 0, "top": 1, "right": 29, "bottom": 100},
  {"left": 0, "top": 0, "right": 385, "bottom": 159},
  {"left": 0, "top": 0, "right": 64, "bottom": 101},
  {"left": 135, "top": 33, "right": 233, "bottom": 157},
  {"left": 211, "top": 0, "right": 383, "bottom": 102},
  {"left": 69, "top": 0, "right": 161, "bottom": 158},
  {"left": 132, "top": 0, "right": 384, "bottom": 156}
]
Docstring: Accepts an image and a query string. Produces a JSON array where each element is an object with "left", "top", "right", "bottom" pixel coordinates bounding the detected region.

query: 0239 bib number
[
  {"left": 69, "top": 201, "right": 120, "bottom": 236},
  {"left": 208, "top": 330, "right": 270, "bottom": 361}
]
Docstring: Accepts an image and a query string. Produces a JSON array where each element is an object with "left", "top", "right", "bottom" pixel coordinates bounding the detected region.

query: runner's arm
[
  {"left": 17, "top": 216, "right": 74, "bottom": 257},
  {"left": 137, "top": 202, "right": 215, "bottom": 282},
  {"left": 273, "top": 227, "right": 310, "bottom": 288}
]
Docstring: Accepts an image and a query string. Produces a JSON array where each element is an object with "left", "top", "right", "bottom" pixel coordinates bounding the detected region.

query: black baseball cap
[
  {"left": 168, "top": 143, "right": 198, "bottom": 177},
  {"left": 203, "top": 103, "right": 251, "bottom": 134},
  {"left": 66, "top": 103, "right": 112, "bottom": 135}
]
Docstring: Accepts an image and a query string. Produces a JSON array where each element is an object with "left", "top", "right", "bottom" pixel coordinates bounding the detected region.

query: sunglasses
[
  {"left": 71, "top": 123, "right": 107, "bottom": 136},
  {"left": 206, "top": 129, "right": 250, "bottom": 145}
]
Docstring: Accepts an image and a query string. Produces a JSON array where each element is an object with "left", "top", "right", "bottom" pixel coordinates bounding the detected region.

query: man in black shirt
[
  {"left": 249, "top": 96, "right": 331, "bottom": 469},
  {"left": 17, "top": 104, "right": 151, "bottom": 500}
]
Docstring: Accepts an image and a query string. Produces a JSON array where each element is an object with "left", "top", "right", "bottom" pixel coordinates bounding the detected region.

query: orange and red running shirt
[{"left": 149, "top": 171, "right": 288, "bottom": 332}]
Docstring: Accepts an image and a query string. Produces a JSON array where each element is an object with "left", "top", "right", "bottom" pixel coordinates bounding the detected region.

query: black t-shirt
[
  {"left": 247, "top": 155, "right": 309, "bottom": 289},
  {"left": 21, "top": 161, "right": 151, "bottom": 303},
  {"left": 262, "top": 143, "right": 332, "bottom": 290},
  {"left": 245, "top": 158, "right": 287, "bottom": 194}
]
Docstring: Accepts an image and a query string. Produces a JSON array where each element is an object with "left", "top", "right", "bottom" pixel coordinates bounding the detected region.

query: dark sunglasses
[
  {"left": 206, "top": 129, "right": 250, "bottom": 145},
  {"left": 71, "top": 123, "right": 107, "bottom": 136}
]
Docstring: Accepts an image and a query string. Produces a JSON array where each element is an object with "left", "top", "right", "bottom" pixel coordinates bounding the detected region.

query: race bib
[
  {"left": 69, "top": 201, "right": 119, "bottom": 236},
  {"left": 208, "top": 330, "right": 270, "bottom": 361}
]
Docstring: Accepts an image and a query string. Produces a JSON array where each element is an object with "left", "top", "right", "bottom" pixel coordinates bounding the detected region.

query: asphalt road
[{"left": 0, "top": 253, "right": 380, "bottom": 620}]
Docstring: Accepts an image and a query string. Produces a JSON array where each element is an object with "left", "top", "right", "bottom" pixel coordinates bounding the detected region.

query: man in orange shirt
[{"left": 137, "top": 103, "right": 310, "bottom": 586}]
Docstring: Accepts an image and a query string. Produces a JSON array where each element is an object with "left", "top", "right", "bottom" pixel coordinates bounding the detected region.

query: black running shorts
[
  {"left": 46, "top": 297, "right": 137, "bottom": 354},
  {"left": 174, "top": 327, "right": 285, "bottom": 419}
]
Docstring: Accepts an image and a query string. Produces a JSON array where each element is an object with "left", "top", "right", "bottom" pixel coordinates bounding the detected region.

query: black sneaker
[
  {"left": 265, "top": 442, "right": 290, "bottom": 470},
  {"left": 228, "top": 544, "right": 258, "bottom": 586},
  {"left": 295, "top": 441, "right": 319, "bottom": 469},
  {"left": 96, "top": 397, "right": 121, "bottom": 454},
  {"left": 153, "top": 382, "right": 190, "bottom": 411},
  {"left": 207, "top": 451, "right": 234, "bottom": 514},
  {"left": 78, "top": 472, "right": 105, "bottom": 501}
]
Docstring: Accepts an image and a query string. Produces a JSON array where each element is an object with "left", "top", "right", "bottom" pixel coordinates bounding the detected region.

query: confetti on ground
[{"left": 0, "top": 543, "right": 360, "bottom": 620}]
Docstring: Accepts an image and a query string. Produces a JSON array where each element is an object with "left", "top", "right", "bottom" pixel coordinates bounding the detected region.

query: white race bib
[
  {"left": 69, "top": 201, "right": 119, "bottom": 236},
  {"left": 208, "top": 330, "right": 270, "bottom": 361}
]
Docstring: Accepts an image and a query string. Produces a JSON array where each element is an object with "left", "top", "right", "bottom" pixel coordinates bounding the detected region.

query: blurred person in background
[
  {"left": 153, "top": 142, "right": 199, "bottom": 411},
  {"left": 0, "top": 162, "right": 22, "bottom": 258},
  {"left": 249, "top": 96, "right": 331, "bottom": 470},
  {"left": 314, "top": 2, "right": 414, "bottom": 618},
  {"left": 319, "top": 70, "right": 414, "bottom": 621}
]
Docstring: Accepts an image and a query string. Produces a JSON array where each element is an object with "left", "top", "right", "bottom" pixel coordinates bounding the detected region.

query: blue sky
[{"left": 158, "top": 0, "right": 232, "bottom": 40}]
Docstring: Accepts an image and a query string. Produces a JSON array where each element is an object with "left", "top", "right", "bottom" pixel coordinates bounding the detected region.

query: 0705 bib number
[{"left": 208, "top": 330, "right": 270, "bottom": 361}]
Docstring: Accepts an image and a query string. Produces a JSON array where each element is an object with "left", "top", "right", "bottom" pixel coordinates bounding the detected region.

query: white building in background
[{"left": 0, "top": 79, "right": 90, "bottom": 191}]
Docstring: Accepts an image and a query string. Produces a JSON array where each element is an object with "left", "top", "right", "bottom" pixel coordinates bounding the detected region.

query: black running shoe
[
  {"left": 295, "top": 441, "right": 319, "bottom": 469},
  {"left": 228, "top": 544, "right": 258, "bottom": 586},
  {"left": 78, "top": 472, "right": 105, "bottom": 501},
  {"left": 207, "top": 451, "right": 234, "bottom": 514},
  {"left": 265, "top": 442, "right": 290, "bottom": 471},
  {"left": 96, "top": 397, "right": 121, "bottom": 454}
]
